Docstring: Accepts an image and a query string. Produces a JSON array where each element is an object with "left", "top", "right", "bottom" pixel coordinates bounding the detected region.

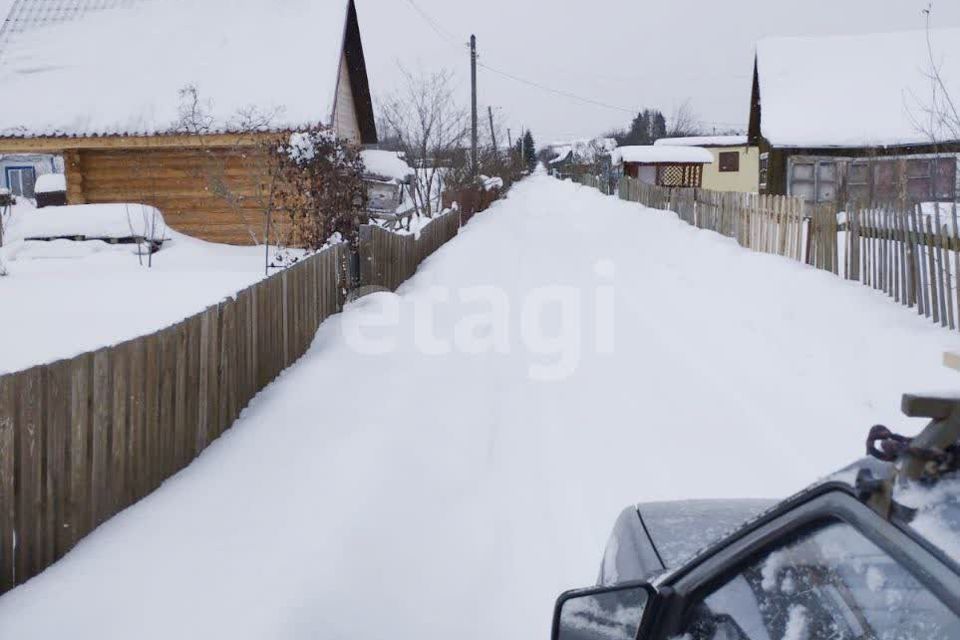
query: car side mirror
[{"left": 551, "top": 581, "right": 654, "bottom": 640}]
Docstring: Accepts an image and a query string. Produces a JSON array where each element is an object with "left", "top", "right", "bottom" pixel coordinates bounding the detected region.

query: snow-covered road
[{"left": 1, "top": 175, "right": 958, "bottom": 639}]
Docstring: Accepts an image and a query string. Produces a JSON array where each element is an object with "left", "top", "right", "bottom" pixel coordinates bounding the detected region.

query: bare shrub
[
  {"left": 380, "top": 68, "right": 470, "bottom": 216},
  {"left": 273, "top": 127, "right": 368, "bottom": 251}
]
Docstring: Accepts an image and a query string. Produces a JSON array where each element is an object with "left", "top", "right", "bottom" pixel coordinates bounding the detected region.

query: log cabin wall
[{"left": 68, "top": 146, "right": 284, "bottom": 246}]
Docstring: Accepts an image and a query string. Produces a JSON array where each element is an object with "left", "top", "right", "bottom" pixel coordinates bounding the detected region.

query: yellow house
[{"left": 654, "top": 136, "right": 759, "bottom": 193}]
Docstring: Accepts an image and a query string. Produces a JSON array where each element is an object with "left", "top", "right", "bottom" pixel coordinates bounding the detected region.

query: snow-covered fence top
[
  {"left": 359, "top": 208, "right": 461, "bottom": 292},
  {"left": 0, "top": 243, "right": 347, "bottom": 594}
]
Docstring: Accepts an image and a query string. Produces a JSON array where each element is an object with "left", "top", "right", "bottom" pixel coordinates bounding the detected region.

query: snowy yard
[
  {"left": 0, "top": 203, "right": 276, "bottom": 375},
  {"left": 0, "top": 174, "right": 958, "bottom": 639}
]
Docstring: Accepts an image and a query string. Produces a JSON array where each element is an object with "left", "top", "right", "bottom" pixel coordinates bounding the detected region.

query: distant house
[
  {"left": 613, "top": 146, "right": 714, "bottom": 188},
  {"left": 547, "top": 137, "right": 618, "bottom": 179},
  {"left": 749, "top": 28, "right": 960, "bottom": 204},
  {"left": 655, "top": 136, "right": 759, "bottom": 193},
  {"left": 0, "top": 0, "right": 377, "bottom": 244}
]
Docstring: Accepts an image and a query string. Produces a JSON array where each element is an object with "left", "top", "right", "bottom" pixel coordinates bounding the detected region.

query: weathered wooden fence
[
  {"left": 611, "top": 176, "right": 808, "bottom": 261},
  {"left": 0, "top": 243, "right": 347, "bottom": 593},
  {"left": 844, "top": 202, "right": 960, "bottom": 330},
  {"left": 441, "top": 185, "right": 501, "bottom": 225},
  {"left": 579, "top": 174, "right": 960, "bottom": 332},
  {"left": 359, "top": 208, "right": 462, "bottom": 291}
]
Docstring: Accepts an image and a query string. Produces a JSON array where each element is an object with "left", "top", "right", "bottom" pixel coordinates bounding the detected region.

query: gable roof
[
  {"left": 0, "top": 0, "right": 377, "bottom": 142},
  {"left": 753, "top": 28, "right": 960, "bottom": 149}
]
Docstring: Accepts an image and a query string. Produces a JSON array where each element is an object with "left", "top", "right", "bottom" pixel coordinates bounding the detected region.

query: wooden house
[
  {"left": 0, "top": 0, "right": 377, "bottom": 244},
  {"left": 749, "top": 28, "right": 960, "bottom": 205},
  {"left": 654, "top": 136, "right": 759, "bottom": 193},
  {"left": 613, "top": 146, "right": 713, "bottom": 188}
]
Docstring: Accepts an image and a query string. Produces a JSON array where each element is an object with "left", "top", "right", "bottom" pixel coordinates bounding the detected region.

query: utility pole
[
  {"left": 487, "top": 106, "right": 498, "bottom": 152},
  {"left": 507, "top": 128, "right": 513, "bottom": 150},
  {"left": 470, "top": 34, "right": 478, "bottom": 175}
]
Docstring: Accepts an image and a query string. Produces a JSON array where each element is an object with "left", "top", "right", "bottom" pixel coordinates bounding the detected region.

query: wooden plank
[
  {"left": 127, "top": 341, "right": 145, "bottom": 504},
  {"left": 952, "top": 203, "right": 960, "bottom": 330},
  {"left": 196, "top": 308, "right": 213, "bottom": 453},
  {"left": 158, "top": 328, "right": 177, "bottom": 478},
  {"left": 925, "top": 214, "right": 940, "bottom": 324},
  {"left": 174, "top": 323, "right": 189, "bottom": 471},
  {"left": 67, "top": 354, "right": 91, "bottom": 551},
  {"left": 936, "top": 204, "right": 954, "bottom": 329},
  {"left": 143, "top": 333, "right": 161, "bottom": 492},
  {"left": 281, "top": 272, "right": 290, "bottom": 367},
  {"left": 0, "top": 374, "right": 15, "bottom": 591},
  {"left": 15, "top": 368, "right": 42, "bottom": 583},
  {"left": 184, "top": 314, "right": 201, "bottom": 462},
  {"left": 45, "top": 360, "right": 71, "bottom": 561},
  {"left": 217, "top": 301, "right": 231, "bottom": 436},
  {"left": 109, "top": 345, "right": 128, "bottom": 514},
  {"left": 90, "top": 350, "right": 111, "bottom": 528}
]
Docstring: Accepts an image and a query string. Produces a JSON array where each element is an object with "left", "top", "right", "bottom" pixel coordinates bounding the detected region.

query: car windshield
[{"left": 896, "top": 471, "right": 960, "bottom": 565}]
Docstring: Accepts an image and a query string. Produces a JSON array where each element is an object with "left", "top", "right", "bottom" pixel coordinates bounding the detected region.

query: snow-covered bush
[{"left": 273, "top": 126, "right": 367, "bottom": 250}]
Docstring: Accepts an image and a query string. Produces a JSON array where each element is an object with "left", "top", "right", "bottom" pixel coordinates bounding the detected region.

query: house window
[
  {"left": 788, "top": 159, "right": 837, "bottom": 204},
  {"left": 5, "top": 166, "right": 36, "bottom": 198},
  {"left": 848, "top": 161, "right": 871, "bottom": 203},
  {"left": 718, "top": 151, "right": 740, "bottom": 172},
  {"left": 873, "top": 157, "right": 957, "bottom": 203},
  {"left": 759, "top": 153, "right": 769, "bottom": 191}
]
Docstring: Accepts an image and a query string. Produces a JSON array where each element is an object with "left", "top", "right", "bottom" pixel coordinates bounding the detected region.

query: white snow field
[
  {"left": 0, "top": 203, "right": 281, "bottom": 375},
  {"left": 1, "top": 175, "right": 958, "bottom": 639}
]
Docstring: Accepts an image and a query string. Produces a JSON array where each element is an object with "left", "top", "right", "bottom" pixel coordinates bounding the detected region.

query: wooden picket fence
[
  {"left": 611, "top": 176, "right": 808, "bottom": 261},
  {"left": 0, "top": 244, "right": 349, "bottom": 593},
  {"left": 579, "top": 174, "right": 960, "bottom": 332},
  {"left": 844, "top": 202, "right": 960, "bottom": 330},
  {"left": 359, "top": 208, "right": 461, "bottom": 291}
]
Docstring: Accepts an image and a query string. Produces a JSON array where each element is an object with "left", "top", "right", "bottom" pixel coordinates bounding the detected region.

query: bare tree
[
  {"left": 175, "top": 86, "right": 287, "bottom": 242},
  {"left": 907, "top": 6, "right": 960, "bottom": 144},
  {"left": 380, "top": 67, "right": 470, "bottom": 217},
  {"left": 668, "top": 100, "right": 703, "bottom": 137},
  {"left": 175, "top": 85, "right": 289, "bottom": 273}
]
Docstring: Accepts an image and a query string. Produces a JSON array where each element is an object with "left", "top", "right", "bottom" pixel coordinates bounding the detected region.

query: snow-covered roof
[
  {"left": 757, "top": 28, "right": 960, "bottom": 148},
  {"left": 547, "top": 137, "right": 617, "bottom": 164},
  {"left": 0, "top": 0, "right": 140, "bottom": 57},
  {"left": 361, "top": 150, "right": 413, "bottom": 183},
  {"left": 34, "top": 172, "right": 65, "bottom": 194},
  {"left": 548, "top": 148, "right": 574, "bottom": 165},
  {"left": 0, "top": 0, "right": 357, "bottom": 138},
  {"left": 655, "top": 136, "right": 748, "bottom": 148},
  {"left": 613, "top": 145, "right": 714, "bottom": 165}
]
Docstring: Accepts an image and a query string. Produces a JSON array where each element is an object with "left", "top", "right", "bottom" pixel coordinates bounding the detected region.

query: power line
[
  {"left": 477, "top": 61, "right": 636, "bottom": 115},
  {"left": 401, "top": 0, "right": 463, "bottom": 47},
  {"left": 399, "top": 0, "right": 746, "bottom": 129}
]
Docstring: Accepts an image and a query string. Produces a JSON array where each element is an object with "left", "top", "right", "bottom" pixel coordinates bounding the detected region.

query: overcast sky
[{"left": 356, "top": 0, "right": 960, "bottom": 145}]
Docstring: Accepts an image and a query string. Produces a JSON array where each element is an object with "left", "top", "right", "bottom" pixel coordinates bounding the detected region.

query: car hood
[{"left": 597, "top": 499, "right": 776, "bottom": 586}]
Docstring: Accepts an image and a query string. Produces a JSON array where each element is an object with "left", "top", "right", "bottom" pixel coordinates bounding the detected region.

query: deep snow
[
  {"left": 0, "top": 175, "right": 958, "bottom": 639},
  {"left": 0, "top": 203, "right": 280, "bottom": 375}
]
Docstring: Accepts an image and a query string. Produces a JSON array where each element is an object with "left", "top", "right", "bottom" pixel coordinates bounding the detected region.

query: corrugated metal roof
[{"left": 0, "top": 0, "right": 140, "bottom": 57}]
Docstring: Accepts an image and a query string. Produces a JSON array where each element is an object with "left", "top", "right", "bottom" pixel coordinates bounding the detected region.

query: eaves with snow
[
  {"left": 0, "top": 0, "right": 376, "bottom": 142},
  {"left": 755, "top": 28, "right": 960, "bottom": 149},
  {"left": 612, "top": 146, "right": 714, "bottom": 165},
  {"left": 655, "top": 136, "right": 748, "bottom": 148}
]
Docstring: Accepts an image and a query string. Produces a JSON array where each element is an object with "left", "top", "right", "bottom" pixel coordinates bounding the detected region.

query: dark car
[{"left": 553, "top": 393, "right": 960, "bottom": 640}]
